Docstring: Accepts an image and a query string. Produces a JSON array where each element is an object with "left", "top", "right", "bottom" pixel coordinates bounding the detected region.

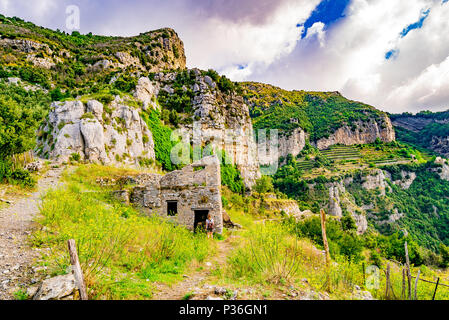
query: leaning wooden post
[
  {"left": 404, "top": 242, "right": 412, "bottom": 300},
  {"left": 432, "top": 278, "right": 440, "bottom": 301},
  {"left": 68, "top": 239, "right": 88, "bottom": 300},
  {"left": 401, "top": 268, "right": 406, "bottom": 300},
  {"left": 362, "top": 262, "right": 366, "bottom": 288},
  {"left": 320, "top": 209, "right": 331, "bottom": 291},
  {"left": 414, "top": 270, "right": 421, "bottom": 300},
  {"left": 385, "top": 263, "right": 391, "bottom": 300}
]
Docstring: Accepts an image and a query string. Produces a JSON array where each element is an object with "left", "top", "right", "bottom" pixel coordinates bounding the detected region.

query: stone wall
[{"left": 129, "top": 156, "right": 224, "bottom": 234}]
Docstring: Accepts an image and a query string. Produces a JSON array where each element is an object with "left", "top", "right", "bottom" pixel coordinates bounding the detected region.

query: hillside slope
[
  {"left": 391, "top": 110, "right": 449, "bottom": 157},
  {"left": 242, "top": 82, "right": 395, "bottom": 161}
]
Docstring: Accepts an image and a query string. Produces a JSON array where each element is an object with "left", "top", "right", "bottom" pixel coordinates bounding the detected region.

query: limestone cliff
[
  {"left": 242, "top": 82, "right": 396, "bottom": 160},
  {"left": 36, "top": 98, "right": 155, "bottom": 165},
  {"left": 135, "top": 69, "right": 261, "bottom": 187},
  {"left": 278, "top": 128, "right": 307, "bottom": 160},
  {"left": 315, "top": 115, "right": 395, "bottom": 150}
]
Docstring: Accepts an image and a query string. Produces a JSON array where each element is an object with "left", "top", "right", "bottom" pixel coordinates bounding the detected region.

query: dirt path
[
  {"left": 153, "top": 237, "right": 236, "bottom": 300},
  {"left": 0, "top": 165, "right": 65, "bottom": 300}
]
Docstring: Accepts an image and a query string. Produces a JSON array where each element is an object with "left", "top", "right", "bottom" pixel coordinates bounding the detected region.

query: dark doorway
[
  {"left": 167, "top": 201, "right": 178, "bottom": 216},
  {"left": 194, "top": 210, "right": 209, "bottom": 232}
]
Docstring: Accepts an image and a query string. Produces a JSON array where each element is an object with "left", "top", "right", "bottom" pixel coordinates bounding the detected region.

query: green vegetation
[
  {"left": 33, "top": 165, "right": 214, "bottom": 299},
  {"left": 0, "top": 15, "right": 182, "bottom": 95},
  {"left": 243, "top": 82, "right": 385, "bottom": 141},
  {"left": 0, "top": 82, "right": 50, "bottom": 186},
  {"left": 140, "top": 109, "right": 178, "bottom": 171},
  {"left": 219, "top": 151, "right": 245, "bottom": 194},
  {"left": 157, "top": 70, "right": 195, "bottom": 115}
]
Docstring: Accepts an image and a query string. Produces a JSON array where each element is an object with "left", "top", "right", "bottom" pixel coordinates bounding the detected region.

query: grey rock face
[
  {"left": 80, "top": 119, "right": 108, "bottom": 163},
  {"left": 36, "top": 99, "right": 155, "bottom": 165},
  {"left": 315, "top": 115, "right": 395, "bottom": 150},
  {"left": 362, "top": 169, "right": 389, "bottom": 196},
  {"left": 328, "top": 184, "right": 343, "bottom": 218}
]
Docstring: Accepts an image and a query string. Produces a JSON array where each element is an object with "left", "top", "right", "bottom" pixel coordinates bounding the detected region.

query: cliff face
[
  {"left": 392, "top": 111, "right": 449, "bottom": 157},
  {"left": 36, "top": 98, "right": 155, "bottom": 165},
  {"left": 315, "top": 116, "right": 395, "bottom": 150},
  {"left": 278, "top": 128, "right": 307, "bottom": 160},
  {"left": 135, "top": 70, "right": 261, "bottom": 187}
]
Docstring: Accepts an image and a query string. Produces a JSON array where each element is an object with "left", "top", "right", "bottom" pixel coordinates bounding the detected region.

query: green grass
[{"left": 32, "top": 166, "right": 215, "bottom": 300}]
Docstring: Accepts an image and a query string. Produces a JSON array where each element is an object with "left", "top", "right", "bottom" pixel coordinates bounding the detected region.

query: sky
[{"left": 1, "top": 0, "right": 449, "bottom": 114}]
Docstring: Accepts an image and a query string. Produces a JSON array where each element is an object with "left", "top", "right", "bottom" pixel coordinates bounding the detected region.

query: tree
[
  {"left": 0, "top": 96, "right": 38, "bottom": 159},
  {"left": 440, "top": 244, "right": 449, "bottom": 268},
  {"left": 254, "top": 176, "right": 274, "bottom": 197},
  {"left": 341, "top": 215, "right": 357, "bottom": 231}
]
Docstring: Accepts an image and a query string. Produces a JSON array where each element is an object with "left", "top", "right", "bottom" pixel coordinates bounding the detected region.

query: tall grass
[
  {"left": 227, "top": 222, "right": 323, "bottom": 284},
  {"left": 33, "top": 182, "right": 215, "bottom": 300},
  {"left": 225, "top": 220, "right": 370, "bottom": 298}
]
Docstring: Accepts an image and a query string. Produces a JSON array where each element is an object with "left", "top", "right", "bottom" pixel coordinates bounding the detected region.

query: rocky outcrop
[
  {"left": 316, "top": 115, "right": 395, "bottom": 150},
  {"left": 362, "top": 169, "right": 390, "bottom": 196},
  {"left": 278, "top": 128, "right": 307, "bottom": 160},
  {"left": 325, "top": 181, "right": 368, "bottom": 234},
  {"left": 435, "top": 157, "right": 449, "bottom": 181},
  {"left": 134, "top": 77, "right": 160, "bottom": 110},
  {"left": 260, "top": 198, "right": 301, "bottom": 217},
  {"left": 189, "top": 72, "right": 260, "bottom": 187},
  {"left": 36, "top": 98, "right": 155, "bottom": 165},
  {"left": 328, "top": 184, "right": 343, "bottom": 218},
  {"left": 430, "top": 136, "right": 449, "bottom": 158},
  {"left": 0, "top": 38, "right": 51, "bottom": 54},
  {"left": 384, "top": 170, "right": 416, "bottom": 190}
]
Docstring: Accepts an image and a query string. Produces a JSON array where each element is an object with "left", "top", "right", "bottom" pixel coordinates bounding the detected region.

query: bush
[
  {"left": 219, "top": 151, "right": 245, "bottom": 194},
  {"left": 254, "top": 176, "right": 274, "bottom": 195}
]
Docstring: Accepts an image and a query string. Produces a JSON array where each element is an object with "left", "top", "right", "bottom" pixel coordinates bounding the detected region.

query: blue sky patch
[
  {"left": 385, "top": 49, "right": 398, "bottom": 60},
  {"left": 400, "top": 9, "right": 430, "bottom": 38},
  {"left": 299, "top": 0, "right": 351, "bottom": 38}
]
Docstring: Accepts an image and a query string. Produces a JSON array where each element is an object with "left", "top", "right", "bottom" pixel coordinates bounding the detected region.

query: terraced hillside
[{"left": 321, "top": 145, "right": 361, "bottom": 161}]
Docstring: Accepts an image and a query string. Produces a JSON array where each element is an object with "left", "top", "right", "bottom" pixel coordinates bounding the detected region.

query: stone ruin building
[{"left": 119, "top": 155, "right": 224, "bottom": 234}]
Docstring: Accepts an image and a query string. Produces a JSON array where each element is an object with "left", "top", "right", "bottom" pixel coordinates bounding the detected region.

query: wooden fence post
[
  {"left": 404, "top": 242, "right": 412, "bottom": 300},
  {"left": 385, "top": 263, "right": 391, "bottom": 300},
  {"left": 320, "top": 209, "right": 331, "bottom": 291},
  {"left": 433, "top": 278, "right": 440, "bottom": 301},
  {"left": 68, "top": 239, "right": 88, "bottom": 300},
  {"left": 402, "top": 268, "right": 406, "bottom": 300},
  {"left": 414, "top": 270, "right": 421, "bottom": 300},
  {"left": 362, "top": 262, "right": 366, "bottom": 288}
]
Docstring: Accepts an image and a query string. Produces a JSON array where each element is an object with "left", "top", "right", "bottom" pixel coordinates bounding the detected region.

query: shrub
[{"left": 254, "top": 176, "right": 274, "bottom": 195}]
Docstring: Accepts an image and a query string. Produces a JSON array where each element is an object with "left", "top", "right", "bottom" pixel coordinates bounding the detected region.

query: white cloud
[
  {"left": 246, "top": 0, "right": 449, "bottom": 113},
  {"left": 306, "top": 22, "right": 326, "bottom": 48},
  {"left": 183, "top": 0, "right": 320, "bottom": 80},
  {"left": 1, "top": 0, "right": 449, "bottom": 113},
  {"left": 385, "top": 55, "right": 449, "bottom": 112}
]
